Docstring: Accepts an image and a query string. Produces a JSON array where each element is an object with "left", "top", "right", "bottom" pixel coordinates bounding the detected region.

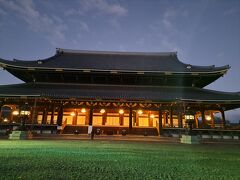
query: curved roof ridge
[
  {"left": 201, "top": 87, "right": 240, "bottom": 95},
  {"left": 180, "top": 62, "right": 230, "bottom": 71},
  {"left": 56, "top": 48, "right": 178, "bottom": 56},
  {"left": 10, "top": 54, "right": 59, "bottom": 63}
]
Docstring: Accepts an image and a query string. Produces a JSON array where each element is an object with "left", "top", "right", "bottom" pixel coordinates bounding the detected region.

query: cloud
[
  {"left": 136, "top": 38, "right": 145, "bottom": 47},
  {"left": 80, "top": 0, "right": 128, "bottom": 16},
  {"left": 162, "top": 8, "right": 188, "bottom": 30},
  {"left": 65, "top": 0, "right": 128, "bottom": 17},
  {"left": 118, "top": 44, "right": 126, "bottom": 51},
  {"left": 64, "top": 7, "right": 85, "bottom": 17},
  {"left": 162, "top": 9, "right": 178, "bottom": 29},
  {"left": 0, "top": 0, "right": 67, "bottom": 46},
  {"left": 147, "top": 7, "right": 192, "bottom": 58},
  {"left": 0, "top": 7, "right": 6, "bottom": 16},
  {"left": 162, "top": 7, "right": 189, "bottom": 30},
  {"left": 223, "top": 8, "right": 239, "bottom": 16},
  {"left": 109, "top": 18, "right": 121, "bottom": 30},
  {"left": 79, "top": 22, "right": 89, "bottom": 32},
  {"left": 217, "top": 52, "right": 225, "bottom": 58},
  {"left": 63, "top": 0, "right": 127, "bottom": 35}
]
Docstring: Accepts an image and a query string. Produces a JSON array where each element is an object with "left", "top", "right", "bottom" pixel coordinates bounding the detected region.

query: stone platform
[
  {"left": 9, "top": 131, "right": 32, "bottom": 140},
  {"left": 180, "top": 135, "right": 201, "bottom": 144}
]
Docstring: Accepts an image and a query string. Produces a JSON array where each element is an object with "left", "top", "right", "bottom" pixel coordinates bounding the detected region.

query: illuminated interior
[{"left": 1, "top": 105, "right": 225, "bottom": 130}]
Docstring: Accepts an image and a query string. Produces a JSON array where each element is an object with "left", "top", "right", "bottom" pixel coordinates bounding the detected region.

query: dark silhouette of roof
[
  {"left": 0, "top": 83, "right": 239, "bottom": 110},
  {"left": 0, "top": 48, "right": 230, "bottom": 73}
]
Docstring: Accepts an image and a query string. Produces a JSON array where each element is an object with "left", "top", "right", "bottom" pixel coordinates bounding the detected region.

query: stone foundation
[
  {"left": 180, "top": 135, "right": 201, "bottom": 144},
  {"left": 9, "top": 131, "right": 32, "bottom": 140}
]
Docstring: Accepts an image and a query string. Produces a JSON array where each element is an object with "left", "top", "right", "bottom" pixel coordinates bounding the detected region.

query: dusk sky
[{"left": 0, "top": 0, "right": 239, "bottom": 121}]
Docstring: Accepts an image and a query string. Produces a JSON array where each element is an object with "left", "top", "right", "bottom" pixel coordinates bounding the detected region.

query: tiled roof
[
  {"left": 0, "top": 48, "right": 230, "bottom": 73},
  {"left": 0, "top": 83, "right": 239, "bottom": 105}
]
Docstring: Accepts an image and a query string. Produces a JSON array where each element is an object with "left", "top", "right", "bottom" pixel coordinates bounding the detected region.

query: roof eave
[{"left": 0, "top": 61, "right": 230, "bottom": 75}]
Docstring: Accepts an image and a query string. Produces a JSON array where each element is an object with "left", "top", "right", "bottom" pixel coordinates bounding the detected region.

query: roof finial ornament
[{"left": 56, "top": 48, "right": 64, "bottom": 54}]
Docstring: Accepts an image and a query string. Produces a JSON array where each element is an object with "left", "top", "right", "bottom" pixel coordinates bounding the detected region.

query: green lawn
[{"left": 0, "top": 140, "right": 239, "bottom": 180}]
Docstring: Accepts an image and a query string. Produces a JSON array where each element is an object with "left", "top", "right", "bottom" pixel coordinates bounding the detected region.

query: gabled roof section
[{"left": 0, "top": 48, "right": 230, "bottom": 74}]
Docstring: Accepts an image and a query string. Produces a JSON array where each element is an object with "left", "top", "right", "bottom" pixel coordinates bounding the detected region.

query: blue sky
[{"left": 0, "top": 0, "right": 239, "bottom": 121}]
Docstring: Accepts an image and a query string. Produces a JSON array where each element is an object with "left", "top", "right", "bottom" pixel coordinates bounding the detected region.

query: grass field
[{"left": 0, "top": 140, "right": 239, "bottom": 180}]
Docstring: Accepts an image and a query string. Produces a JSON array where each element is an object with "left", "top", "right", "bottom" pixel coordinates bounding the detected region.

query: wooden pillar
[
  {"left": 57, "top": 106, "right": 63, "bottom": 126},
  {"left": 195, "top": 114, "right": 199, "bottom": 128},
  {"left": 136, "top": 112, "right": 139, "bottom": 126},
  {"left": 34, "top": 109, "right": 39, "bottom": 124},
  {"left": 9, "top": 106, "right": 13, "bottom": 123},
  {"left": 72, "top": 109, "right": 77, "bottom": 125},
  {"left": 201, "top": 109, "right": 205, "bottom": 128},
  {"left": 31, "top": 98, "right": 37, "bottom": 124},
  {"left": 158, "top": 110, "right": 163, "bottom": 135},
  {"left": 166, "top": 112, "right": 169, "bottom": 125},
  {"left": 29, "top": 107, "right": 33, "bottom": 124},
  {"left": 12, "top": 109, "right": 19, "bottom": 124},
  {"left": 132, "top": 111, "right": 136, "bottom": 126},
  {"left": 85, "top": 109, "right": 89, "bottom": 125},
  {"left": 211, "top": 112, "right": 215, "bottom": 128},
  {"left": 18, "top": 106, "right": 22, "bottom": 124},
  {"left": 119, "top": 114, "right": 124, "bottom": 126},
  {"left": 50, "top": 105, "right": 55, "bottom": 125},
  {"left": 178, "top": 112, "right": 183, "bottom": 128},
  {"left": 163, "top": 112, "right": 167, "bottom": 127},
  {"left": 220, "top": 110, "right": 226, "bottom": 129},
  {"left": 102, "top": 112, "right": 107, "bottom": 125},
  {"left": 149, "top": 112, "right": 153, "bottom": 127},
  {"left": 170, "top": 107, "right": 173, "bottom": 127},
  {"left": 0, "top": 104, "right": 2, "bottom": 120},
  {"left": 129, "top": 108, "right": 132, "bottom": 129},
  {"left": 89, "top": 107, "right": 93, "bottom": 126},
  {"left": 42, "top": 108, "right": 47, "bottom": 124}
]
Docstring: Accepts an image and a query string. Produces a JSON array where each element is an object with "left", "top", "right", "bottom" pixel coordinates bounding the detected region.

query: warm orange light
[
  {"left": 100, "top": 109, "right": 106, "bottom": 114},
  {"left": 185, "top": 115, "right": 194, "bottom": 120},
  {"left": 205, "top": 115, "right": 211, "bottom": 121},
  {"left": 81, "top": 108, "right": 86, "bottom": 113},
  {"left": 150, "top": 114, "right": 155, "bottom": 118},
  {"left": 12, "top": 110, "right": 19, "bottom": 116},
  {"left": 20, "top": 111, "right": 30, "bottom": 116},
  {"left": 137, "top": 110, "right": 143, "bottom": 115},
  {"left": 70, "top": 112, "right": 76, "bottom": 116},
  {"left": 3, "top": 118, "right": 8, "bottom": 122},
  {"left": 119, "top": 109, "right": 124, "bottom": 114}
]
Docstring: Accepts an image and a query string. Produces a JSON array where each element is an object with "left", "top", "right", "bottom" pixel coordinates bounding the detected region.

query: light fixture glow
[
  {"left": 185, "top": 115, "right": 194, "bottom": 120},
  {"left": 205, "top": 115, "right": 211, "bottom": 121},
  {"left": 20, "top": 111, "right": 30, "bottom": 116},
  {"left": 100, "top": 109, "right": 105, "bottom": 114},
  {"left": 119, "top": 109, "right": 124, "bottom": 114},
  {"left": 70, "top": 112, "right": 76, "bottom": 116},
  {"left": 12, "top": 110, "right": 19, "bottom": 116},
  {"left": 3, "top": 118, "right": 8, "bottom": 122},
  {"left": 81, "top": 108, "right": 86, "bottom": 113},
  {"left": 150, "top": 114, "right": 155, "bottom": 118},
  {"left": 137, "top": 110, "right": 143, "bottom": 115}
]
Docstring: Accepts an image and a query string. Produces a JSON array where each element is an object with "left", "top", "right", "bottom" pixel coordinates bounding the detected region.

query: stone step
[
  {"left": 9, "top": 131, "right": 32, "bottom": 140},
  {"left": 180, "top": 135, "right": 201, "bottom": 144}
]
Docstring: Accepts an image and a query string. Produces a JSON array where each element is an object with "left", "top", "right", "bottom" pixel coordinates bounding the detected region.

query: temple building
[{"left": 0, "top": 48, "right": 240, "bottom": 135}]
